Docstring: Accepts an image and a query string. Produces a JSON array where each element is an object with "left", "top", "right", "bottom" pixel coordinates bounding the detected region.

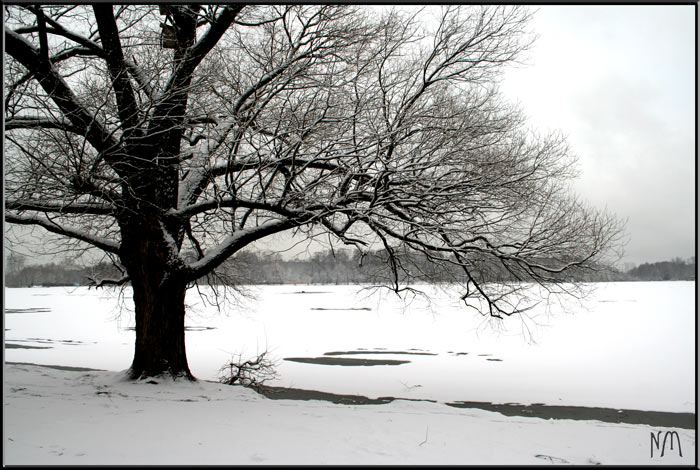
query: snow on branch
[
  {"left": 5, "top": 117, "right": 85, "bottom": 135},
  {"left": 6, "top": 200, "right": 116, "bottom": 216},
  {"left": 5, "top": 212, "right": 120, "bottom": 254},
  {"left": 184, "top": 218, "right": 297, "bottom": 282}
]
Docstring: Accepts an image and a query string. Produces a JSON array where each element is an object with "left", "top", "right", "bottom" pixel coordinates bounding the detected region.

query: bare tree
[{"left": 4, "top": 5, "right": 623, "bottom": 380}]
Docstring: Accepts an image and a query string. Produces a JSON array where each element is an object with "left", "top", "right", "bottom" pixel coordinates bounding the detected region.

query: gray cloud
[{"left": 501, "top": 5, "right": 695, "bottom": 265}]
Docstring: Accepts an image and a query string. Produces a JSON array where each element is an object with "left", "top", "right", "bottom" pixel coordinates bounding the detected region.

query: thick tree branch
[
  {"left": 171, "top": 197, "right": 297, "bottom": 220},
  {"left": 183, "top": 218, "right": 298, "bottom": 282},
  {"left": 5, "top": 117, "right": 84, "bottom": 134},
  {"left": 92, "top": 5, "right": 142, "bottom": 140},
  {"left": 4, "top": 27, "right": 123, "bottom": 164},
  {"left": 6, "top": 199, "right": 116, "bottom": 216},
  {"left": 177, "top": 156, "right": 343, "bottom": 211},
  {"left": 88, "top": 275, "right": 131, "bottom": 289},
  {"left": 5, "top": 212, "right": 120, "bottom": 254}
]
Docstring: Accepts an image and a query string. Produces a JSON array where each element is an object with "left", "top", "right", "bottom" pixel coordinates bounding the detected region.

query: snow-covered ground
[{"left": 3, "top": 281, "right": 697, "bottom": 465}]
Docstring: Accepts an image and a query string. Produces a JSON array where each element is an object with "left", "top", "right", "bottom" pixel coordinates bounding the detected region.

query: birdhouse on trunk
[{"left": 160, "top": 23, "right": 177, "bottom": 49}]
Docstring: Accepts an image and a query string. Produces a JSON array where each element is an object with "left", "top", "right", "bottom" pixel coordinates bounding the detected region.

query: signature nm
[{"left": 650, "top": 430, "right": 683, "bottom": 458}]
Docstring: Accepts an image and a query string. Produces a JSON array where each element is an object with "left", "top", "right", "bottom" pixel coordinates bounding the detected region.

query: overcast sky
[{"left": 499, "top": 5, "right": 695, "bottom": 266}]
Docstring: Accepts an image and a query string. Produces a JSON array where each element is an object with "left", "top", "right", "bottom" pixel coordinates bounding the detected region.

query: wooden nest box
[{"left": 160, "top": 23, "right": 177, "bottom": 49}]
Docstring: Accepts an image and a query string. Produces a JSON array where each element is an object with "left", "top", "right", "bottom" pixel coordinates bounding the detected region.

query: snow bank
[{"left": 3, "top": 363, "right": 694, "bottom": 465}]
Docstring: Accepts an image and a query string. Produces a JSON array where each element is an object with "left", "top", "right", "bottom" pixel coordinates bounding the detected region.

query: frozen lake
[{"left": 4, "top": 281, "right": 695, "bottom": 413}]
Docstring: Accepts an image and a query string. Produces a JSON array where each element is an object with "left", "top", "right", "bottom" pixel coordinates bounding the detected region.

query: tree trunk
[
  {"left": 121, "top": 218, "right": 194, "bottom": 381},
  {"left": 128, "top": 274, "right": 193, "bottom": 380}
]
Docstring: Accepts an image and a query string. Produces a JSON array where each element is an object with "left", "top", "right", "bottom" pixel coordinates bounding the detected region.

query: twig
[
  {"left": 399, "top": 380, "right": 423, "bottom": 391},
  {"left": 418, "top": 426, "right": 429, "bottom": 446}
]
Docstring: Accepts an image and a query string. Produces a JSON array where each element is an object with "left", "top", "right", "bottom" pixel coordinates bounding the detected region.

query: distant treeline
[
  {"left": 5, "top": 259, "right": 124, "bottom": 288},
  {"left": 626, "top": 258, "right": 696, "bottom": 282},
  {"left": 4, "top": 250, "right": 695, "bottom": 288}
]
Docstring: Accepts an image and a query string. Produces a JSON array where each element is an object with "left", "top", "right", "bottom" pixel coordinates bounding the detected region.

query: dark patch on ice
[
  {"left": 5, "top": 307, "right": 51, "bottom": 314},
  {"left": 122, "top": 326, "right": 216, "bottom": 331},
  {"left": 324, "top": 350, "right": 436, "bottom": 356},
  {"left": 285, "top": 291, "right": 331, "bottom": 294},
  {"left": 310, "top": 307, "right": 371, "bottom": 311},
  {"left": 486, "top": 358, "right": 502, "bottom": 362},
  {"left": 20, "top": 337, "right": 57, "bottom": 343},
  {"left": 477, "top": 354, "right": 492, "bottom": 357},
  {"left": 284, "top": 356, "right": 410, "bottom": 366},
  {"left": 5, "top": 361, "right": 105, "bottom": 372},
  {"left": 256, "top": 386, "right": 436, "bottom": 405},
  {"left": 445, "top": 401, "right": 695, "bottom": 430},
  {"left": 451, "top": 352, "right": 469, "bottom": 356},
  {"left": 17, "top": 338, "right": 96, "bottom": 345},
  {"left": 5, "top": 343, "right": 53, "bottom": 349},
  {"left": 258, "top": 386, "right": 395, "bottom": 404}
]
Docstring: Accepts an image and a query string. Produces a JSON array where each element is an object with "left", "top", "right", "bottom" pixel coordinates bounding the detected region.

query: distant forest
[{"left": 4, "top": 249, "right": 696, "bottom": 288}]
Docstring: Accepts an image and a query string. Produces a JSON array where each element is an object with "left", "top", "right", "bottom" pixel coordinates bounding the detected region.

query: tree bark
[
  {"left": 128, "top": 273, "right": 193, "bottom": 380},
  {"left": 121, "top": 218, "right": 194, "bottom": 380}
]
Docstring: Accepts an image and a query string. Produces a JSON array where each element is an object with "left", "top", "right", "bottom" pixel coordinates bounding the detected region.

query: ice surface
[{"left": 5, "top": 282, "right": 694, "bottom": 411}]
